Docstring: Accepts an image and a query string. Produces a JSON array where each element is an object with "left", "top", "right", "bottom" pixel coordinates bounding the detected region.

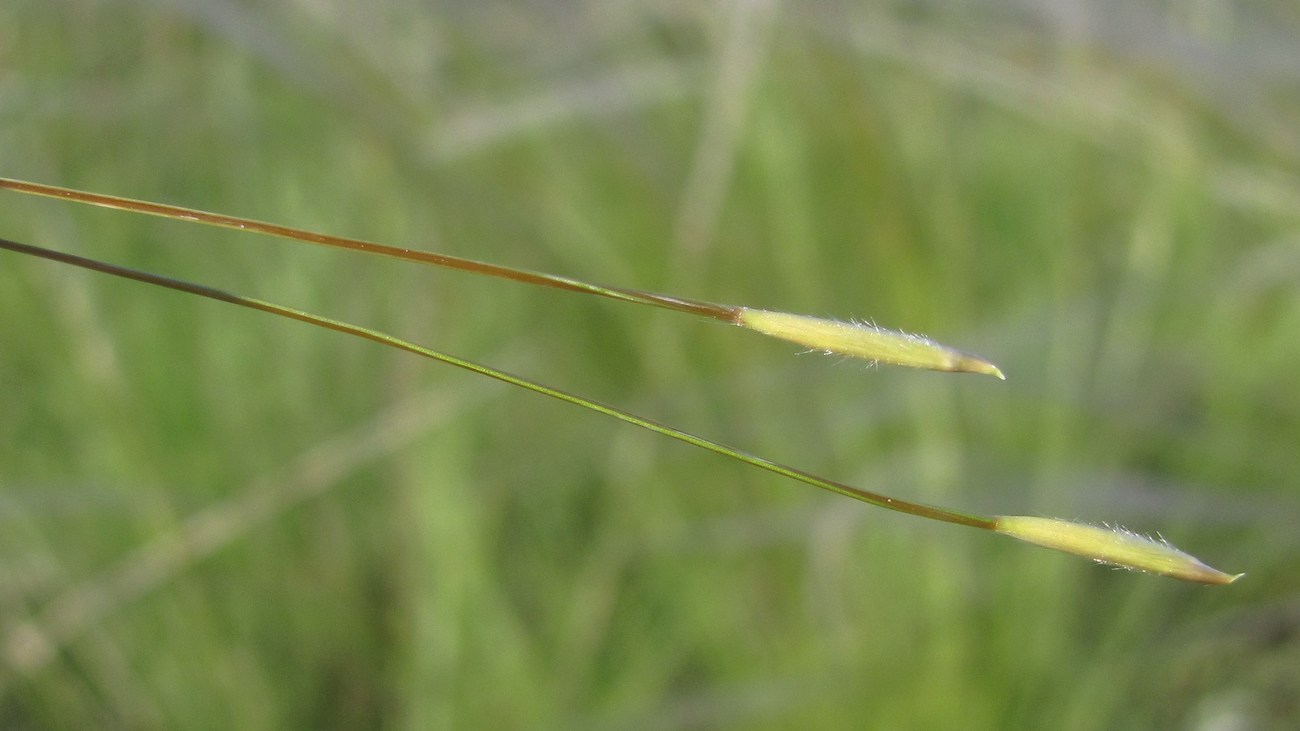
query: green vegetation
[{"left": 2, "top": 1, "right": 1296, "bottom": 728}]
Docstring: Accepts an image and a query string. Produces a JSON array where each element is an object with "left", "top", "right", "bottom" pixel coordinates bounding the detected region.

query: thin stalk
[
  {"left": 0, "top": 176, "right": 738, "bottom": 319},
  {"left": 0, "top": 176, "right": 1003, "bottom": 378},
  {"left": 0, "top": 235, "right": 993, "bottom": 530}
]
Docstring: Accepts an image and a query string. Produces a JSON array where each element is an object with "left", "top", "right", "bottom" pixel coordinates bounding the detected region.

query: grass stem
[
  {"left": 0, "top": 234, "right": 991, "bottom": 527},
  {"left": 0, "top": 177, "right": 1001, "bottom": 377}
]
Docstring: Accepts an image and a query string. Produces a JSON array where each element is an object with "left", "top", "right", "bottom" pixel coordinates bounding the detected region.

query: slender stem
[
  {"left": 0, "top": 235, "right": 996, "bottom": 531},
  {"left": 0, "top": 176, "right": 1006, "bottom": 378},
  {"left": 0, "top": 176, "right": 738, "bottom": 322}
]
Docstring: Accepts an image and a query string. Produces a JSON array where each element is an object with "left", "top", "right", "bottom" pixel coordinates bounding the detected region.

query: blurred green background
[{"left": 2, "top": 1, "right": 1298, "bottom": 728}]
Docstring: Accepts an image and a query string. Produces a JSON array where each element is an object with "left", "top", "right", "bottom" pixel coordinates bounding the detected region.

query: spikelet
[
  {"left": 995, "top": 515, "right": 1242, "bottom": 585},
  {"left": 736, "top": 308, "right": 1004, "bottom": 378}
]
